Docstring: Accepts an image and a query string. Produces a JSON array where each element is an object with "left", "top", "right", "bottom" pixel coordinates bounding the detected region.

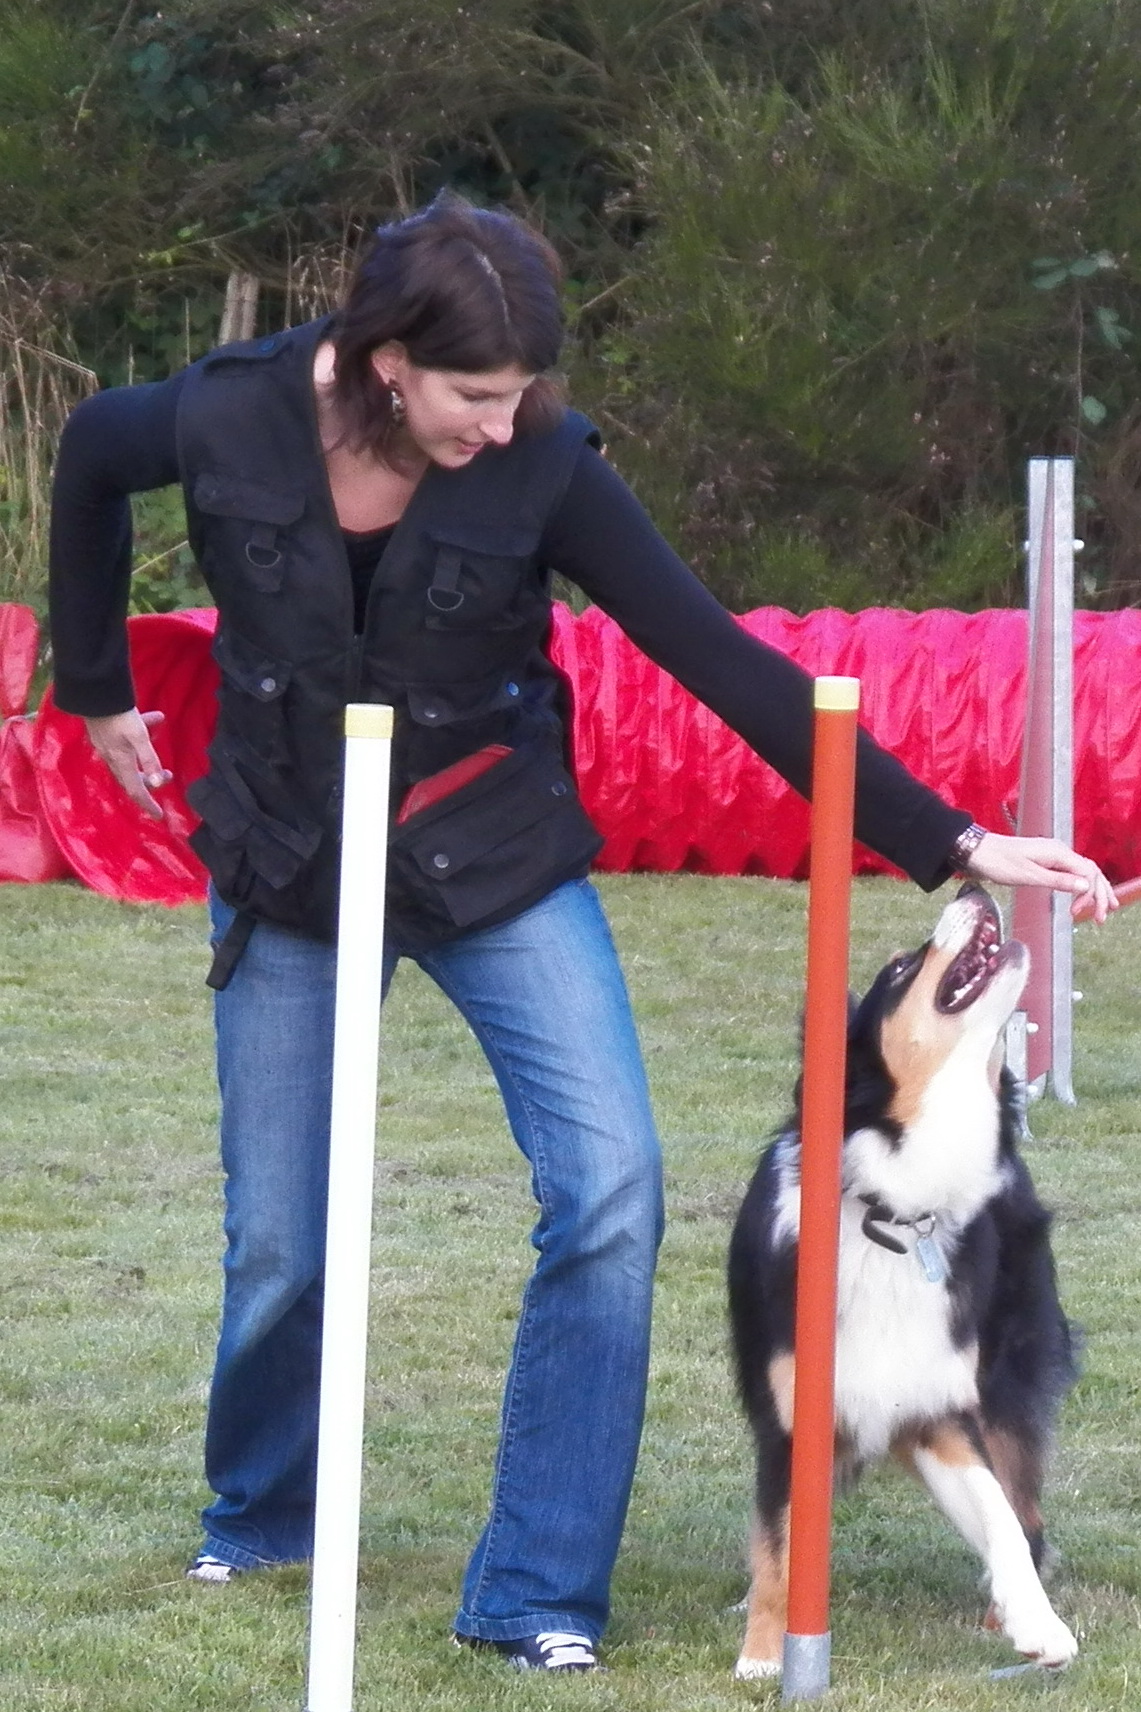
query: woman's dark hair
[{"left": 331, "top": 192, "right": 567, "bottom": 456}]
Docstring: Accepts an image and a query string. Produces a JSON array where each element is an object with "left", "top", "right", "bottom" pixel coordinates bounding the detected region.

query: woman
[{"left": 49, "top": 193, "right": 1114, "bottom": 1673}]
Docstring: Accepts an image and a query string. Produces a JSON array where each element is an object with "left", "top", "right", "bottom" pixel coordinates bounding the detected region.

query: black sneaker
[{"left": 455, "top": 1631, "right": 601, "bottom": 1672}]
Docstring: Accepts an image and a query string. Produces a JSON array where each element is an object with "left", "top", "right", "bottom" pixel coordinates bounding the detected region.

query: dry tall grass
[
  {"left": 0, "top": 272, "right": 97, "bottom": 610},
  {"left": 0, "top": 244, "right": 369, "bottom": 618}
]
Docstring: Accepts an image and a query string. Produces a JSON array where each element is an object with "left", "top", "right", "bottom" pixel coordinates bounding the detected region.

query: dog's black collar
[{"left": 858, "top": 1195, "right": 935, "bottom": 1255}]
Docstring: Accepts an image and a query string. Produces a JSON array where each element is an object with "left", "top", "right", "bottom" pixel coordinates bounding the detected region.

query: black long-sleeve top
[{"left": 48, "top": 373, "right": 970, "bottom": 889}]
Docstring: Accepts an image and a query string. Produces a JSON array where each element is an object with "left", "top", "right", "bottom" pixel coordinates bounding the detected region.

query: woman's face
[{"left": 373, "top": 349, "right": 534, "bottom": 468}]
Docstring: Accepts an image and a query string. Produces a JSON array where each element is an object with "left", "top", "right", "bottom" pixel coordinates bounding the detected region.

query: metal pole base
[{"left": 782, "top": 1632, "right": 831, "bottom": 1701}]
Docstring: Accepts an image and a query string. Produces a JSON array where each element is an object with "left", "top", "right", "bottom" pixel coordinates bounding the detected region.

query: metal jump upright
[{"left": 1010, "top": 459, "right": 1076, "bottom": 1104}]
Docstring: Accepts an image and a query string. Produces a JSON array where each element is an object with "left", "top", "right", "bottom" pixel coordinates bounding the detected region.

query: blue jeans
[{"left": 202, "top": 878, "right": 664, "bottom": 1643}]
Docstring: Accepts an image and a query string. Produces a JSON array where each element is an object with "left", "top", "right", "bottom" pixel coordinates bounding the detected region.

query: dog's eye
[{"left": 888, "top": 953, "right": 917, "bottom": 979}]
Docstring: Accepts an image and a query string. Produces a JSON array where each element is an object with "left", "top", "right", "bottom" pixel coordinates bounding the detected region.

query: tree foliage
[
  {"left": 581, "top": 0, "right": 1141, "bottom": 608},
  {"left": 4, "top": 0, "right": 1141, "bottom": 610}
]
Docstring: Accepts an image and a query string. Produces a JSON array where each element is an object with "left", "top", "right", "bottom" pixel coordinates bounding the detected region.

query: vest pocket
[
  {"left": 405, "top": 672, "right": 524, "bottom": 730},
  {"left": 187, "top": 760, "right": 322, "bottom": 895},
  {"left": 193, "top": 474, "right": 304, "bottom": 594},
  {"left": 388, "top": 742, "right": 603, "bottom": 934},
  {"left": 423, "top": 532, "right": 537, "bottom": 633},
  {"left": 213, "top": 628, "right": 293, "bottom": 758}
]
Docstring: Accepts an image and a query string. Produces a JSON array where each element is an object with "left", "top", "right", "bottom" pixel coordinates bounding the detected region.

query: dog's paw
[
  {"left": 734, "top": 1654, "right": 781, "bottom": 1680},
  {"left": 1001, "top": 1602, "right": 1078, "bottom": 1669}
]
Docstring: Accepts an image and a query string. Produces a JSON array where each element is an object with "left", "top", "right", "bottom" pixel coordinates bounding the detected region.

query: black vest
[{"left": 177, "top": 318, "right": 604, "bottom": 964}]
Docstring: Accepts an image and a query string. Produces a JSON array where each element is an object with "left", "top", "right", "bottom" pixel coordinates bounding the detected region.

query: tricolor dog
[{"left": 728, "top": 885, "right": 1078, "bottom": 1677}]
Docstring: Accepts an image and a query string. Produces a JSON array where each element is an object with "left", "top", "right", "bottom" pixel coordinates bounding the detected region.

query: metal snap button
[
  {"left": 551, "top": 781, "right": 568, "bottom": 797},
  {"left": 259, "top": 677, "right": 277, "bottom": 694},
  {"left": 432, "top": 853, "right": 450, "bottom": 870},
  {"left": 506, "top": 681, "right": 520, "bottom": 696}
]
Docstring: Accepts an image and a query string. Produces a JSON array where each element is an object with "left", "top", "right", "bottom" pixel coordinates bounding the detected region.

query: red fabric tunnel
[
  {"left": 0, "top": 604, "right": 70, "bottom": 885},
  {"left": 19, "top": 603, "right": 1141, "bottom": 907},
  {"left": 33, "top": 609, "right": 219, "bottom": 904}
]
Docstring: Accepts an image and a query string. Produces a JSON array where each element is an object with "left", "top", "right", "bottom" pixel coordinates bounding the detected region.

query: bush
[{"left": 572, "top": 0, "right": 1141, "bottom": 610}]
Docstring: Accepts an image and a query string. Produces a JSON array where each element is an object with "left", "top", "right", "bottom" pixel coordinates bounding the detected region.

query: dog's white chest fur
[
  {"left": 833, "top": 1198, "right": 976, "bottom": 1458},
  {"left": 773, "top": 1058, "right": 1006, "bottom": 1462}
]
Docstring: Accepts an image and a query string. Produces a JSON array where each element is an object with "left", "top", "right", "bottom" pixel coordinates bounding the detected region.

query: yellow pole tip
[
  {"left": 344, "top": 703, "right": 394, "bottom": 739},
  {"left": 814, "top": 676, "right": 860, "bottom": 712}
]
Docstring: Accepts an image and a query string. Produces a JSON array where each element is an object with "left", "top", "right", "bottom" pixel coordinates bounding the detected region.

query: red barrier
[{"left": 15, "top": 602, "right": 1141, "bottom": 905}]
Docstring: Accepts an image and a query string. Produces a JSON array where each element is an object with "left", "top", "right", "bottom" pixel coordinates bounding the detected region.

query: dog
[{"left": 727, "top": 884, "right": 1079, "bottom": 1678}]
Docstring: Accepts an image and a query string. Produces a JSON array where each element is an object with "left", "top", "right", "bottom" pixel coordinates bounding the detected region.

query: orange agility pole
[{"left": 782, "top": 676, "right": 860, "bottom": 1702}]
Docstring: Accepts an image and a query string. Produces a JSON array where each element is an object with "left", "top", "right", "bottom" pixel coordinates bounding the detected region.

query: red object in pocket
[{"left": 396, "top": 744, "right": 512, "bottom": 825}]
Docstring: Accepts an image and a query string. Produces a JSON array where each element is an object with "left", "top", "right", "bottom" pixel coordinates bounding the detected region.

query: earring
[{"left": 388, "top": 384, "right": 407, "bottom": 427}]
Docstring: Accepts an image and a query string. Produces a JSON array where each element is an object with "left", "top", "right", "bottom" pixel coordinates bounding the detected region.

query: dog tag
[{"left": 914, "top": 1217, "right": 946, "bottom": 1284}]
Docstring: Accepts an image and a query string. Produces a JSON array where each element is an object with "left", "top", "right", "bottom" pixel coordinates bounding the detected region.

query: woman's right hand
[{"left": 84, "top": 708, "right": 172, "bottom": 820}]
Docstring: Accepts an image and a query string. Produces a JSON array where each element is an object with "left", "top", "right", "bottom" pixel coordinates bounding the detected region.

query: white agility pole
[
  {"left": 1011, "top": 459, "right": 1076, "bottom": 1105},
  {"left": 306, "top": 703, "right": 393, "bottom": 1712}
]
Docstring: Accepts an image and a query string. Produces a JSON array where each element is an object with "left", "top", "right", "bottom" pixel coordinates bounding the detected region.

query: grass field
[{"left": 1, "top": 875, "right": 1139, "bottom": 1711}]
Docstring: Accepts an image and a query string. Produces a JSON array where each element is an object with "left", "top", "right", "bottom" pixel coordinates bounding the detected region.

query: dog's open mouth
[{"left": 935, "top": 892, "right": 1019, "bottom": 1014}]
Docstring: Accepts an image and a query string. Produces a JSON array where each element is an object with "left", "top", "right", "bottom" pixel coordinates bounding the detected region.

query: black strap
[
  {"left": 427, "top": 546, "right": 465, "bottom": 612},
  {"left": 859, "top": 1195, "right": 911, "bottom": 1255},
  {"left": 206, "top": 910, "right": 257, "bottom": 991}
]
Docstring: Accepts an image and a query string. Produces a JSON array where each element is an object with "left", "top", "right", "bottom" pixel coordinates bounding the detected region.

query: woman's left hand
[{"left": 964, "top": 833, "right": 1118, "bottom": 924}]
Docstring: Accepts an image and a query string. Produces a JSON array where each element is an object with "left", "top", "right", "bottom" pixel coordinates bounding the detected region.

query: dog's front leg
[
  {"left": 904, "top": 1420, "right": 1078, "bottom": 1668},
  {"left": 735, "top": 1358, "right": 794, "bottom": 1681},
  {"left": 735, "top": 1506, "right": 790, "bottom": 1679}
]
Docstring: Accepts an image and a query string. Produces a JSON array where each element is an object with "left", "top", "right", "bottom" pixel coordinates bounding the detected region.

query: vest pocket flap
[
  {"left": 422, "top": 527, "right": 540, "bottom": 633},
  {"left": 193, "top": 473, "right": 305, "bottom": 526},
  {"left": 186, "top": 773, "right": 252, "bottom": 841},
  {"left": 395, "top": 746, "right": 579, "bottom": 883},
  {"left": 212, "top": 629, "right": 293, "bottom": 700},
  {"left": 389, "top": 744, "right": 602, "bottom": 933},
  {"left": 428, "top": 521, "right": 537, "bottom": 558},
  {"left": 406, "top": 674, "right": 521, "bottom": 727},
  {"left": 188, "top": 763, "right": 322, "bottom": 890}
]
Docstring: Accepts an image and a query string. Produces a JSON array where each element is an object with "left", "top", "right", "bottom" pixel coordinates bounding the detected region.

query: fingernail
[{"left": 145, "top": 773, "right": 165, "bottom": 788}]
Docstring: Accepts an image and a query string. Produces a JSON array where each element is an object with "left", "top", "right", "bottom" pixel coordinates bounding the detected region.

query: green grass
[{"left": 1, "top": 875, "right": 1139, "bottom": 1710}]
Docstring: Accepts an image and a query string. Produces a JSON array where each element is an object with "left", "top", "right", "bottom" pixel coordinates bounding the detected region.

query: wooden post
[{"left": 219, "top": 270, "right": 260, "bottom": 344}]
